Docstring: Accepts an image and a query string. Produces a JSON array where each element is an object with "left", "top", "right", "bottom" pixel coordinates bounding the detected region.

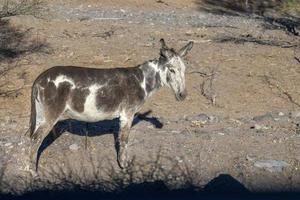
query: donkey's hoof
[
  {"left": 118, "top": 159, "right": 128, "bottom": 169},
  {"left": 29, "top": 169, "right": 38, "bottom": 178},
  {"left": 117, "top": 153, "right": 129, "bottom": 169},
  {"left": 117, "top": 155, "right": 128, "bottom": 169},
  {"left": 24, "top": 164, "right": 38, "bottom": 177}
]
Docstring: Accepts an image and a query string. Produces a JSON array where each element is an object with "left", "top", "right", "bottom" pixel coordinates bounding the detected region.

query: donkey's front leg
[{"left": 117, "top": 113, "right": 134, "bottom": 168}]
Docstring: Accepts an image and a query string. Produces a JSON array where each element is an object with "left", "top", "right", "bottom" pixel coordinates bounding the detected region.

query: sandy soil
[{"left": 0, "top": 0, "right": 300, "bottom": 194}]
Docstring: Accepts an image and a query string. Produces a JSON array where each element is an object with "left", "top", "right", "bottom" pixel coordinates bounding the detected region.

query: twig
[
  {"left": 200, "top": 67, "right": 218, "bottom": 106},
  {"left": 214, "top": 34, "right": 299, "bottom": 48},
  {"left": 156, "top": 0, "right": 169, "bottom": 6},
  {"left": 295, "top": 56, "right": 300, "bottom": 64},
  {"left": 185, "top": 127, "right": 192, "bottom": 134},
  {"left": 188, "top": 70, "right": 210, "bottom": 77},
  {"left": 0, "top": 87, "right": 23, "bottom": 97},
  {"left": 263, "top": 75, "right": 300, "bottom": 108},
  {"left": 0, "top": 60, "right": 20, "bottom": 77}
]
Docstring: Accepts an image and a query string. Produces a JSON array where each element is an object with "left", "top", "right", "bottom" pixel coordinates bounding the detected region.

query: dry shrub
[{"left": 0, "top": 0, "right": 44, "bottom": 18}]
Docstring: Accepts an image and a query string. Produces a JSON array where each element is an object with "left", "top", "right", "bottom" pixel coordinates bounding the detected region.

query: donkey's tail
[{"left": 25, "top": 85, "right": 38, "bottom": 139}]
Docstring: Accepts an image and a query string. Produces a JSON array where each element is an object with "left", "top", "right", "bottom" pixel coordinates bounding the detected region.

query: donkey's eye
[{"left": 169, "top": 69, "right": 175, "bottom": 74}]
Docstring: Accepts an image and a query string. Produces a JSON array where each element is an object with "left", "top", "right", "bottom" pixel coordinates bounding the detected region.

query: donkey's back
[{"left": 29, "top": 66, "right": 146, "bottom": 139}]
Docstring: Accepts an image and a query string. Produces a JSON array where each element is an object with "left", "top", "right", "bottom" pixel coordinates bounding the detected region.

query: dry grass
[
  {"left": 0, "top": 0, "right": 45, "bottom": 18},
  {"left": 280, "top": 0, "right": 300, "bottom": 15},
  {"left": 198, "top": 0, "right": 300, "bottom": 16},
  {"left": 0, "top": 152, "right": 201, "bottom": 195}
]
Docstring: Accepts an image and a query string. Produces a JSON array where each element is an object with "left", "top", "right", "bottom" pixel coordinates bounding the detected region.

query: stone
[
  {"left": 290, "top": 111, "right": 300, "bottom": 119},
  {"left": 4, "top": 143, "right": 12, "bottom": 147},
  {"left": 254, "top": 160, "right": 289, "bottom": 172},
  {"left": 246, "top": 154, "right": 256, "bottom": 162},
  {"left": 252, "top": 124, "right": 262, "bottom": 130},
  {"left": 278, "top": 112, "right": 284, "bottom": 116},
  {"left": 253, "top": 113, "right": 274, "bottom": 122},
  {"left": 69, "top": 143, "right": 79, "bottom": 151},
  {"left": 187, "top": 114, "right": 209, "bottom": 124}
]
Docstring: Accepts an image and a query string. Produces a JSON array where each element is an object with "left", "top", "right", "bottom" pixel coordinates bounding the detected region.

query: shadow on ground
[
  {"left": 36, "top": 110, "right": 163, "bottom": 170},
  {"left": 1, "top": 174, "right": 299, "bottom": 200}
]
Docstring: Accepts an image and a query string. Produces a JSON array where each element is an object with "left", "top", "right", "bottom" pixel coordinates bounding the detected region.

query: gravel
[{"left": 50, "top": 5, "right": 263, "bottom": 30}]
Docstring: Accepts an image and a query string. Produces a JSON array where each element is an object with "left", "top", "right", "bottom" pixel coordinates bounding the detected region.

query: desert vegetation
[{"left": 0, "top": 0, "right": 299, "bottom": 199}]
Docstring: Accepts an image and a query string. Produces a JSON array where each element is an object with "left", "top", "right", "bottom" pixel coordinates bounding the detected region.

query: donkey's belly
[{"left": 65, "top": 107, "right": 119, "bottom": 122}]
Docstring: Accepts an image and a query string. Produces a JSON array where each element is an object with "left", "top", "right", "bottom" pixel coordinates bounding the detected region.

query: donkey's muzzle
[{"left": 176, "top": 90, "right": 187, "bottom": 101}]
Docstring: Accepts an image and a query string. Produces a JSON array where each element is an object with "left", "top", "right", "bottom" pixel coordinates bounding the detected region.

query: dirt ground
[{"left": 0, "top": 0, "right": 300, "bottom": 195}]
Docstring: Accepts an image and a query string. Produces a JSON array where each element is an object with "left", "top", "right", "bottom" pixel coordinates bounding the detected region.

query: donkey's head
[{"left": 159, "top": 39, "right": 193, "bottom": 101}]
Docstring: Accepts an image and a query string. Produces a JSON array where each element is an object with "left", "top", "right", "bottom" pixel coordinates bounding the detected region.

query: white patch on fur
[
  {"left": 52, "top": 75, "right": 75, "bottom": 89},
  {"left": 34, "top": 98, "right": 44, "bottom": 132},
  {"left": 83, "top": 84, "right": 101, "bottom": 117},
  {"left": 149, "top": 61, "right": 167, "bottom": 87},
  {"left": 145, "top": 61, "right": 164, "bottom": 97},
  {"left": 149, "top": 62, "right": 159, "bottom": 72},
  {"left": 168, "top": 56, "right": 186, "bottom": 71},
  {"left": 119, "top": 110, "right": 129, "bottom": 128},
  {"left": 65, "top": 84, "right": 119, "bottom": 122},
  {"left": 177, "top": 57, "right": 186, "bottom": 71},
  {"left": 140, "top": 77, "right": 147, "bottom": 97},
  {"left": 166, "top": 56, "right": 186, "bottom": 94}
]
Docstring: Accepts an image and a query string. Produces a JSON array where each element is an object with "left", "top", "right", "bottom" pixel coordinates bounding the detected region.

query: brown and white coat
[{"left": 27, "top": 39, "right": 193, "bottom": 171}]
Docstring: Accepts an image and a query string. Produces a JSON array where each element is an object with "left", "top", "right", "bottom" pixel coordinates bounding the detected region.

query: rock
[
  {"left": 4, "top": 143, "right": 12, "bottom": 147},
  {"left": 251, "top": 124, "right": 272, "bottom": 130},
  {"left": 254, "top": 160, "right": 289, "bottom": 172},
  {"left": 246, "top": 154, "right": 256, "bottom": 162},
  {"left": 290, "top": 111, "right": 300, "bottom": 119},
  {"left": 186, "top": 114, "right": 209, "bottom": 124},
  {"left": 208, "top": 115, "right": 219, "bottom": 123},
  {"left": 251, "top": 124, "right": 262, "bottom": 130},
  {"left": 278, "top": 112, "right": 284, "bottom": 116},
  {"left": 253, "top": 113, "right": 274, "bottom": 122},
  {"left": 251, "top": 113, "right": 275, "bottom": 130},
  {"left": 69, "top": 143, "right": 79, "bottom": 151},
  {"left": 185, "top": 30, "right": 194, "bottom": 36},
  {"left": 171, "top": 130, "right": 180, "bottom": 134}
]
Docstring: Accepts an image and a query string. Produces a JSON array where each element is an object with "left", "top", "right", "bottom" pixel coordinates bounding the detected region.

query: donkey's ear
[
  {"left": 160, "top": 38, "right": 167, "bottom": 49},
  {"left": 159, "top": 39, "right": 173, "bottom": 59},
  {"left": 160, "top": 48, "right": 175, "bottom": 59},
  {"left": 178, "top": 41, "right": 194, "bottom": 57}
]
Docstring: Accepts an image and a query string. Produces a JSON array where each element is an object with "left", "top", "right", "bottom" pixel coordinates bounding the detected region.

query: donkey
[{"left": 27, "top": 39, "right": 193, "bottom": 171}]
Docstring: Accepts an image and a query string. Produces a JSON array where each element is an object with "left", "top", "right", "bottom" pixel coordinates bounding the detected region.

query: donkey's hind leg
[{"left": 28, "top": 120, "right": 57, "bottom": 172}]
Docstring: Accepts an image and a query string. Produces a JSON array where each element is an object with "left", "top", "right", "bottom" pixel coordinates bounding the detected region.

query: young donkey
[{"left": 27, "top": 39, "right": 193, "bottom": 171}]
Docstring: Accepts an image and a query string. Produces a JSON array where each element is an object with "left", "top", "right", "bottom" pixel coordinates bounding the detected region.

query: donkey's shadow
[{"left": 37, "top": 110, "right": 163, "bottom": 165}]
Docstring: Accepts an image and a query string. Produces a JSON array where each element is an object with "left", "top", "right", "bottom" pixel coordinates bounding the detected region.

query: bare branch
[
  {"left": 0, "top": 87, "right": 23, "bottom": 97},
  {"left": 262, "top": 75, "right": 300, "bottom": 108},
  {"left": 200, "top": 67, "right": 218, "bottom": 106}
]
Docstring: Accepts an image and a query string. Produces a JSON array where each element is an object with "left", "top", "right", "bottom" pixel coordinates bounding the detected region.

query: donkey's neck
[{"left": 139, "top": 60, "right": 167, "bottom": 98}]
